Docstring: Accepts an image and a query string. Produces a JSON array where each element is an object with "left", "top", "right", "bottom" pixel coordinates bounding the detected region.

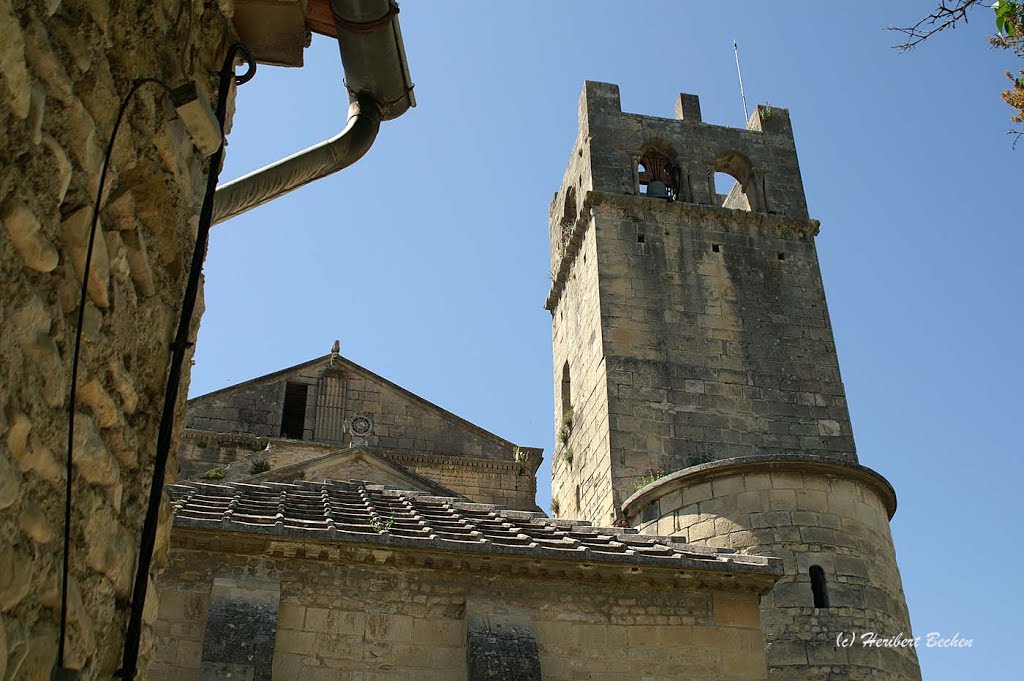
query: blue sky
[{"left": 192, "top": 3, "right": 1021, "bottom": 677}]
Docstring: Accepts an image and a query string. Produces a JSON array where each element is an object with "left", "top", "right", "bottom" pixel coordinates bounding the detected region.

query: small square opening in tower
[
  {"left": 712, "top": 243, "right": 721, "bottom": 253},
  {"left": 637, "top": 234, "right": 645, "bottom": 244},
  {"left": 777, "top": 252, "right": 786, "bottom": 260}
]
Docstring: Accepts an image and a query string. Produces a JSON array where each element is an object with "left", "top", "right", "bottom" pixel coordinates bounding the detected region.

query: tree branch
[{"left": 888, "top": 0, "right": 984, "bottom": 51}]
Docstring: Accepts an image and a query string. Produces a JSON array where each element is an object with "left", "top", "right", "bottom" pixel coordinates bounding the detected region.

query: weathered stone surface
[
  {"left": 41, "top": 134, "right": 73, "bottom": 206},
  {"left": 21, "top": 626, "right": 58, "bottom": 681},
  {"left": 84, "top": 503, "right": 135, "bottom": 598},
  {"left": 121, "top": 226, "right": 155, "bottom": 297},
  {"left": 62, "top": 205, "right": 110, "bottom": 309},
  {"left": 25, "top": 332, "right": 65, "bottom": 407},
  {"left": 27, "top": 81, "right": 45, "bottom": 144},
  {"left": 81, "top": 301, "right": 103, "bottom": 339},
  {"left": 22, "top": 19, "right": 72, "bottom": 103},
  {"left": 13, "top": 434, "right": 63, "bottom": 487},
  {"left": 468, "top": 627, "right": 541, "bottom": 681},
  {"left": 5, "top": 410, "right": 33, "bottom": 460},
  {"left": 72, "top": 413, "right": 119, "bottom": 487},
  {"left": 0, "top": 0, "right": 31, "bottom": 118},
  {"left": 0, "top": 549, "right": 33, "bottom": 612},
  {"left": 108, "top": 356, "right": 138, "bottom": 415},
  {"left": 0, "top": 615, "right": 7, "bottom": 681},
  {"left": 0, "top": 453, "right": 20, "bottom": 509},
  {"left": 199, "top": 578, "right": 279, "bottom": 681},
  {"left": 79, "top": 379, "right": 120, "bottom": 428},
  {"left": 19, "top": 506, "right": 54, "bottom": 544},
  {"left": 3, "top": 200, "right": 59, "bottom": 272}
]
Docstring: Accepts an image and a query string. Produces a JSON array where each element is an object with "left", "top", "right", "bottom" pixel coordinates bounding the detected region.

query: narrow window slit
[
  {"left": 561, "top": 362, "right": 572, "bottom": 422},
  {"left": 810, "top": 565, "right": 830, "bottom": 608}
]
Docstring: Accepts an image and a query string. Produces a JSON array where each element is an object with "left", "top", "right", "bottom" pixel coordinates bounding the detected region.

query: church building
[{"left": 152, "top": 83, "right": 921, "bottom": 681}]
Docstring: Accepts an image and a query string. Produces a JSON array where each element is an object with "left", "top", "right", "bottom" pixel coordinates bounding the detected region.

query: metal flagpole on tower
[{"left": 733, "top": 39, "right": 750, "bottom": 126}]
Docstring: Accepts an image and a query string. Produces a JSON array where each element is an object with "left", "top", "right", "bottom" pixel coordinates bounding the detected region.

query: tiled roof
[{"left": 167, "top": 480, "right": 778, "bottom": 574}]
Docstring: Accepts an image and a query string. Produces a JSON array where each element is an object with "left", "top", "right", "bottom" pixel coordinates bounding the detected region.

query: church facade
[{"left": 152, "top": 83, "right": 920, "bottom": 681}]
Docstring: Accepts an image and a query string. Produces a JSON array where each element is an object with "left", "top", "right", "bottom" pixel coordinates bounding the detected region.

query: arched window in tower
[
  {"left": 636, "top": 149, "right": 676, "bottom": 199},
  {"left": 711, "top": 150, "right": 764, "bottom": 212},
  {"left": 809, "top": 565, "right": 830, "bottom": 608},
  {"left": 561, "top": 361, "right": 572, "bottom": 421}
]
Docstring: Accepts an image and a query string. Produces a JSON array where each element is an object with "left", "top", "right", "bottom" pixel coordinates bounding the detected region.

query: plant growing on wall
[
  {"left": 200, "top": 468, "right": 225, "bottom": 480},
  {"left": 632, "top": 466, "right": 667, "bottom": 492},
  {"left": 562, "top": 448, "right": 574, "bottom": 467},
  {"left": 558, "top": 407, "right": 574, "bottom": 447},
  {"left": 561, "top": 407, "right": 574, "bottom": 432},
  {"left": 550, "top": 499, "right": 561, "bottom": 517},
  {"left": 369, "top": 514, "right": 395, "bottom": 534}
]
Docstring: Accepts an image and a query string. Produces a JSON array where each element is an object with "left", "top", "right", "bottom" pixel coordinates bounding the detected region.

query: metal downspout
[
  {"left": 212, "top": 95, "right": 381, "bottom": 224},
  {"left": 212, "top": 0, "right": 414, "bottom": 225}
]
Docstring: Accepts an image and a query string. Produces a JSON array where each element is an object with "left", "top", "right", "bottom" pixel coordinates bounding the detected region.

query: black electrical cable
[
  {"left": 57, "top": 76, "right": 172, "bottom": 674},
  {"left": 117, "top": 42, "right": 254, "bottom": 681}
]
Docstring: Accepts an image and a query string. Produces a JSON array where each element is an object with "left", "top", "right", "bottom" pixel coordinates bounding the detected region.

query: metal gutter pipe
[{"left": 212, "top": 0, "right": 415, "bottom": 225}]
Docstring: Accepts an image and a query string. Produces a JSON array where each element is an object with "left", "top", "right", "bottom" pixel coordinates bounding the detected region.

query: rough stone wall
[
  {"left": 549, "top": 221, "right": 614, "bottom": 522},
  {"left": 0, "top": 0, "right": 234, "bottom": 678},
  {"left": 548, "top": 82, "right": 855, "bottom": 524},
  {"left": 153, "top": 534, "right": 770, "bottom": 681},
  {"left": 632, "top": 466, "right": 921, "bottom": 681}
]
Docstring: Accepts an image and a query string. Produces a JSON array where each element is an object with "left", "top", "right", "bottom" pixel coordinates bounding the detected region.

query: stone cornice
[
  {"left": 621, "top": 454, "right": 898, "bottom": 521},
  {"left": 386, "top": 447, "right": 543, "bottom": 475},
  {"left": 170, "top": 527, "right": 780, "bottom": 592},
  {"left": 180, "top": 429, "right": 544, "bottom": 476}
]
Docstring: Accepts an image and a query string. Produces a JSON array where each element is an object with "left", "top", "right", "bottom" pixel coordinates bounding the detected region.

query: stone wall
[
  {"left": 186, "top": 355, "right": 523, "bottom": 461},
  {"left": 394, "top": 451, "right": 538, "bottom": 509},
  {"left": 626, "top": 459, "right": 921, "bottom": 680},
  {"left": 153, "top": 530, "right": 772, "bottom": 681},
  {"left": 548, "top": 82, "right": 856, "bottom": 525},
  {"left": 1, "top": 0, "right": 235, "bottom": 678},
  {"left": 176, "top": 429, "right": 278, "bottom": 480},
  {"left": 549, "top": 218, "right": 615, "bottom": 522},
  {"left": 177, "top": 430, "right": 541, "bottom": 510}
]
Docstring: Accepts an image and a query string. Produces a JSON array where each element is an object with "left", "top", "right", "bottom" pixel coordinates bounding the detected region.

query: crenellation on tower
[{"left": 674, "top": 92, "right": 702, "bottom": 122}]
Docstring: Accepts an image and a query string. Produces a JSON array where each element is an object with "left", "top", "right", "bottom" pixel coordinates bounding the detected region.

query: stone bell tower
[{"left": 546, "top": 82, "right": 921, "bottom": 680}]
